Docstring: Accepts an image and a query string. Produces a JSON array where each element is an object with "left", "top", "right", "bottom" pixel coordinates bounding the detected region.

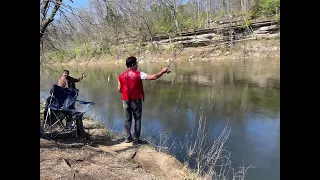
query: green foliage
[
  {"left": 176, "top": 4, "right": 198, "bottom": 31},
  {"left": 198, "top": 12, "right": 207, "bottom": 27},
  {"left": 216, "top": 9, "right": 226, "bottom": 19},
  {"left": 250, "top": 0, "right": 262, "bottom": 17},
  {"left": 153, "top": 3, "right": 209, "bottom": 35},
  {"left": 258, "top": 0, "right": 280, "bottom": 16},
  {"left": 177, "top": 5, "right": 195, "bottom": 31},
  {"left": 150, "top": 4, "right": 176, "bottom": 35},
  {"left": 241, "top": 19, "right": 253, "bottom": 29},
  {"left": 180, "top": 18, "right": 194, "bottom": 30},
  {"left": 250, "top": 0, "right": 280, "bottom": 19},
  {"left": 72, "top": 44, "right": 96, "bottom": 57},
  {"left": 153, "top": 19, "right": 176, "bottom": 35},
  {"left": 236, "top": 11, "right": 254, "bottom": 20},
  {"left": 45, "top": 51, "right": 67, "bottom": 63},
  {"left": 44, "top": 43, "right": 101, "bottom": 62}
]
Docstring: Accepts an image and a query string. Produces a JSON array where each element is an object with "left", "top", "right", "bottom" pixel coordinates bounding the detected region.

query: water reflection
[{"left": 40, "top": 58, "right": 280, "bottom": 180}]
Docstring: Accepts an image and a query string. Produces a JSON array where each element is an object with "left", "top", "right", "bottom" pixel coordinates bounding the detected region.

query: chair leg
[
  {"left": 74, "top": 122, "right": 78, "bottom": 138},
  {"left": 43, "top": 110, "right": 84, "bottom": 139},
  {"left": 43, "top": 108, "right": 51, "bottom": 131}
]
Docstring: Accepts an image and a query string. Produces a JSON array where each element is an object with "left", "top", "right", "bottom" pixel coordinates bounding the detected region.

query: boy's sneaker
[
  {"left": 132, "top": 139, "right": 147, "bottom": 146},
  {"left": 124, "top": 138, "right": 133, "bottom": 143}
]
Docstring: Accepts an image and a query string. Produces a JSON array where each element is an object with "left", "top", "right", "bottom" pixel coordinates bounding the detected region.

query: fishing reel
[{"left": 166, "top": 66, "right": 172, "bottom": 74}]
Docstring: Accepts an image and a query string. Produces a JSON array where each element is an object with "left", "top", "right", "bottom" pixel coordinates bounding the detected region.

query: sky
[
  {"left": 54, "top": 0, "right": 190, "bottom": 19},
  {"left": 64, "top": 0, "right": 190, "bottom": 9},
  {"left": 64, "top": 0, "right": 88, "bottom": 9}
]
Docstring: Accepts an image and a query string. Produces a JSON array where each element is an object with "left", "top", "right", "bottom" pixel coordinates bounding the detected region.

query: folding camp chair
[{"left": 42, "top": 85, "right": 95, "bottom": 139}]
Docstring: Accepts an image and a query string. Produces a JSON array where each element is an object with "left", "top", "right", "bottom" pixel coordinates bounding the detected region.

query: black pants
[{"left": 122, "top": 99, "right": 142, "bottom": 140}]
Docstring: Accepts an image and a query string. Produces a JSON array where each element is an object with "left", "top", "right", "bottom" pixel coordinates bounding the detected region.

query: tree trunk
[
  {"left": 206, "top": 0, "right": 211, "bottom": 27},
  {"left": 174, "top": 12, "right": 181, "bottom": 36},
  {"left": 206, "top": 0, "right": 208, "bottom": 27},
  {"left": 40, "top": 0, "right": 62, "bottom": 42},
  {"left": 197, "top": 0, "right": 200, "bottom": 23}
]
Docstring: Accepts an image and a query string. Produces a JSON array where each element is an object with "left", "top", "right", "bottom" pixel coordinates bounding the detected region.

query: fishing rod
[
  {"left": 82, "top": 56, "right": 92, "bottom": 76},
  {"left": 166, "top": 44, "right": 187, "bottom": 74},
  {"left": 83, "top": 51, "right": 96, "bottom": 72},
  {"left": 82, "top": 49, "right": 102, "bottom": 77}
]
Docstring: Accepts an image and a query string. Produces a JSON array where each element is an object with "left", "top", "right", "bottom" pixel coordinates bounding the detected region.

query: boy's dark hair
[
  {"left": 126, "top": 56, "right": 137, "bottom": 68},
  {"left": 63, "top": 70, "right": 69, "bottom": 74}
]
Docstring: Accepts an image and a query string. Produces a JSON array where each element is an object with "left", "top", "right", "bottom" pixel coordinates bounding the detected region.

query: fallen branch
[
  {"left": 62, "top": 158, "right": 79, "bottom": 175},
  {"left": 75, "top": 159, "right": 124, "bottom": 169}
]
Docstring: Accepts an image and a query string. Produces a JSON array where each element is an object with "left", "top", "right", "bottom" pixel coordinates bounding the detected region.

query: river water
[{"left": 40, "top": 58, "right": 280, "bottom": 180}]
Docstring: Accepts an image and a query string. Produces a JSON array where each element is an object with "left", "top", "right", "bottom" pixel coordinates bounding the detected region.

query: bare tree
[
  {"left": 40, "top": 0, "right": 69, "bottom": 43},
  {"left": 41, "top": 0, "right": 264, "bottom": 63},
  {"left": 206, "top": 0, "right": 211, "bottom": 27},
  {"left": 40, "top": 0, "right": 63, "bottom": 64},
  {"left": 198, "top": 0, "right": 200, "bottom": 22}
]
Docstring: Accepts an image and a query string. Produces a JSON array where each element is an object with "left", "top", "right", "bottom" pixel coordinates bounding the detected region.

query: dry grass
[{"left": 146, "top": 108, "right": 253, "bottom": 180}]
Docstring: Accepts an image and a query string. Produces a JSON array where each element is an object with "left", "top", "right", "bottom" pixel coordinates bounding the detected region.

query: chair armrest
[{"left": 76, "top": 100, "right": 95, "bottom": 105}]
